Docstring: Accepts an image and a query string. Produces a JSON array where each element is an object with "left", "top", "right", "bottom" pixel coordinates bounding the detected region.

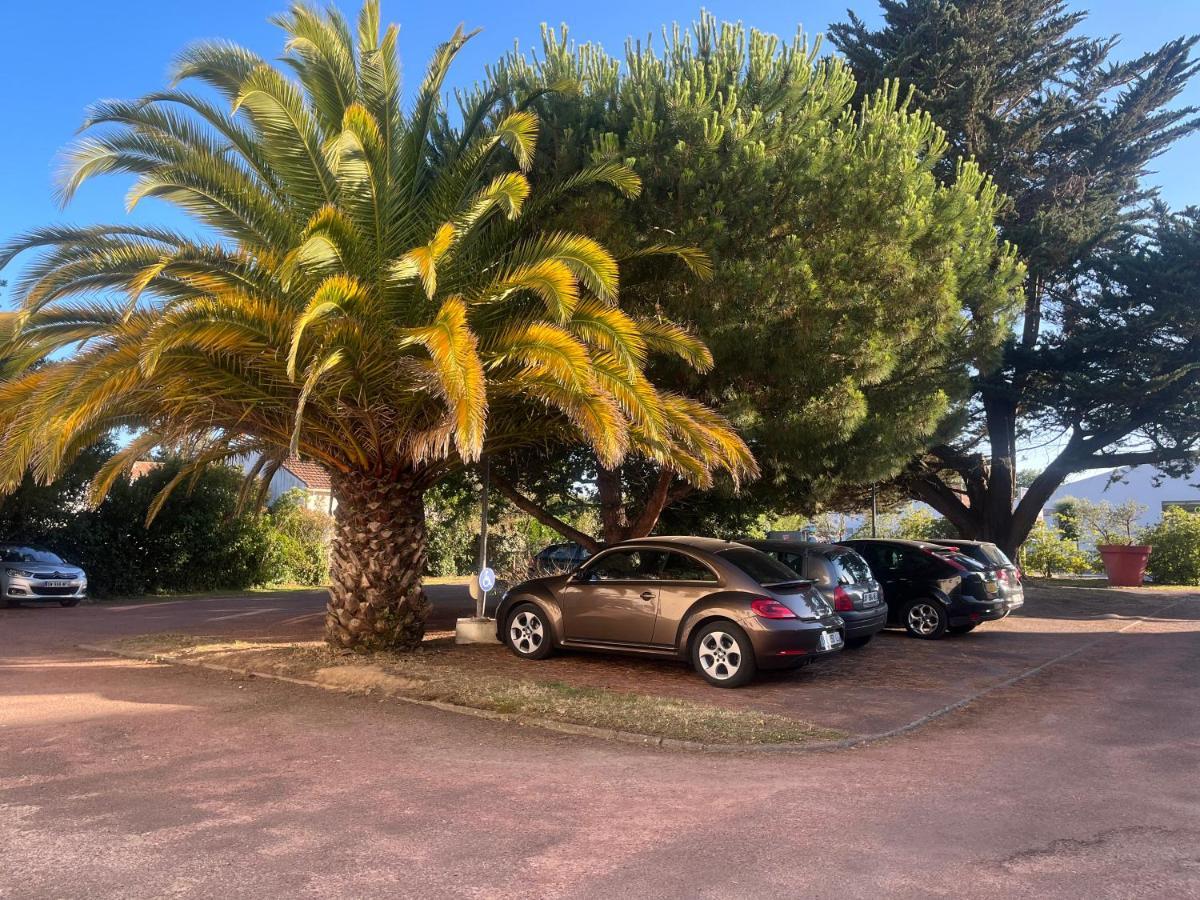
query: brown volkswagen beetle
[{"left": 495, "top": 537, "right": 845, "bottom": 687}]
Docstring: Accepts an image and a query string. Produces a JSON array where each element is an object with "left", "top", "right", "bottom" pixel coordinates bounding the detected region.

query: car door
[
  {"left": 856, "top": 544, "right": 908, "bottom": 620},
  {"left": 649, "top": 551, "right": 722, "bottom": 647},
  {"left": 558, "top": 548, "right": 662, "bottom": 644}
]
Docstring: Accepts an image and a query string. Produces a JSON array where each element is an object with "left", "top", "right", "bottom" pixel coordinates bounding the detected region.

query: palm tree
[{"left": 0, "top": 2, "right": 754, "bottom": 651}]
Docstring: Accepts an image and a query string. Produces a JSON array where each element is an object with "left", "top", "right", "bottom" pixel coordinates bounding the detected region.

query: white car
[{"left": 2, "top": 545, "right": 88, "bottom": 607}]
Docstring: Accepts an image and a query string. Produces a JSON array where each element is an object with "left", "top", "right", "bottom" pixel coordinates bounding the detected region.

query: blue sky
[{"left": 0, "top": 0, "right": 1197, "bottom": 268}]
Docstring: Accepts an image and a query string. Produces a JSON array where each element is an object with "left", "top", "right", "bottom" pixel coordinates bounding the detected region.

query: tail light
[
  {"left": 832, "top": 586, "right": 854, "bottom": 612},
  {"left": 750, "top": 598, "right": 798, "bottom": 619}
]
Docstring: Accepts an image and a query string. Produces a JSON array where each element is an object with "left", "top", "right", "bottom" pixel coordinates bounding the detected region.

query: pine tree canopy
[{"left": 465, "top": 14, "right": 1025, "bottom": 543}]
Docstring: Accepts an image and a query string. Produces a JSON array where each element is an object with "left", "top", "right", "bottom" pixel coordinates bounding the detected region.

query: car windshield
[
  {"left": 718, "top": 548, "right": 804, "bottom": 586},
  {"left": 0, "top": 546, "right": 65, "bottom": 565},
  {"left": 830, "top": 551, "right": 873, "bottom": 584}
]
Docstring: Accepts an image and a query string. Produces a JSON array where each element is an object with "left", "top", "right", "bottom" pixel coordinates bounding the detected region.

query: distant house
[
  {"left": 256, "top": 456, "right": 335, "bottom": 514},
  {"left": 1044, "top": 465, "right": 1200, "bottom": 534},
  {"left": 128, "top": 460, "right": 162, "bottom": 481}
]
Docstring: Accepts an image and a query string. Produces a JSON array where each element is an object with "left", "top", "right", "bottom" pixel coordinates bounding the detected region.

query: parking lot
[
  {"left": 3, "top": 583, "right": 1199, "bottom": 897},
  {"left": 8, "top": 580, "right": 1191, "bottom": 739}
]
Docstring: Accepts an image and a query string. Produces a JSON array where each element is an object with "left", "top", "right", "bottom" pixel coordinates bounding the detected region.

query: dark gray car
[
  {"left": 2, "top": 545, "right": 87, "bottom": 607},
  {"left": 745, "top": 541, "right": 887, "bottom": 648}
]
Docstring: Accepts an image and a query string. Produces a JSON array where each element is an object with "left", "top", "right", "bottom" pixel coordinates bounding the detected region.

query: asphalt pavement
[{"left": 2, "top": 587, "right": 1198, "bottom": 898}]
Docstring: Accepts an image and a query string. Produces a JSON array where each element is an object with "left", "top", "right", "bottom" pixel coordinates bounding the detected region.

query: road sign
[{"left": 478, "top": 566, "right": 496, "bottom": 593}]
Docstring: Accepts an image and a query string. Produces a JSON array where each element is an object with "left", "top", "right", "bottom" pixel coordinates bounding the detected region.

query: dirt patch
[
  {"left": 313, "top": 664, "right": 423, "bottom": 693},
  {"left": 100, "top": 633, "right": 845, "bottom": 746}
]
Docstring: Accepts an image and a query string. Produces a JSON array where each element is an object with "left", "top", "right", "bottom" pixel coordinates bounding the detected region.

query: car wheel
[
  {"left": 504, "top": 603, "right": 553, "bottom": 660},
  {"left": 692, "top": 621, "right": 757, "bottom": 688},
  {"left": 904, "top": 599, "right": 949, "bottom": 639},
  {"left": 845, "top": 635, "right": 873, "bottom": 650},
  {"left": 948, "top": 623, "right": 977, "bottom": 635},
  {"left": 59, "top": 598, "right": 81, "bottom": 608}
]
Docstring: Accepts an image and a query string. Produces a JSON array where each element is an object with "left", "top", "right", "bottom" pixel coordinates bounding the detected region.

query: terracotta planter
[{"left": 1097, "top": 545, "right": 1152, "bottom": 587}]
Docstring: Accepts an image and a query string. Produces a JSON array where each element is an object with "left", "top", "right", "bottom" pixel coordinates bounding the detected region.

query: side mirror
[{"left": 571, "top": 568, "right": 596, "bottom": 583}]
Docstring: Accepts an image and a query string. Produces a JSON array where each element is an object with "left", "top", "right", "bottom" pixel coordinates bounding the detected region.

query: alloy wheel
[
  {"left": 907, "top": 602, "right": 942, "bottom": 636},
  {"left": 510, "top": 610, "right": 544, "bottom": 655},
  {"left": 698, "top": 631, "right": 743, "bottom": 681}
]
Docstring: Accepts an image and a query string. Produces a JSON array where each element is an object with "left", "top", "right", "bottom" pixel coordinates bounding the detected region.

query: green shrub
[
  {"left": 1051, "top": 498, "right": 1082, "bottom": 541},
  {"left": 424, "top": 479, "right": 479, "bottom": 577},
  {"left": 1022, "top": 521, "right": 1092, "bottom": 577},
  {"left": 61, "top": 461, "right": 274, "bottom": 596},
  {"left": 1141, "top": 507, "right": 1200, "bottom": 585},
  {"left": 264, "top": 490, "right": 332, "bottom": 585},
  {"left": 1074, "top": 498, "right": 1148, "bottom": 546}
]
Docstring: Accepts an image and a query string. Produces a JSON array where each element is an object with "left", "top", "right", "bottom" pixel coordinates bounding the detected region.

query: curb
[{"left": 76, "top": 595, "right": 1195, "bottom": 754}]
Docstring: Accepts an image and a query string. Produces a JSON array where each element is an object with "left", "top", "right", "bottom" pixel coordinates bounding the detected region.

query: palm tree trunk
[{"left": 326, "top": 469, "right": 429, "bottom": 652}]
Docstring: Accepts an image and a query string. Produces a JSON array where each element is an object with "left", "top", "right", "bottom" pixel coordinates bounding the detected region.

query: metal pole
[
  {"left": 477, "top": 457, "right": 489, "bottom": 618},
  {"left": 871, "top": 483, "right": 878, "bottom": 538}
]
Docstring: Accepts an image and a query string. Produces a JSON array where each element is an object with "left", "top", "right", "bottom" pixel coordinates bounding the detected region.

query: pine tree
[
  {"left": 466, "top": 15, "right": 1023, "bottom": 545},
  {"left": 832, "top": 0, "right": 1200, "bottom": 555}
]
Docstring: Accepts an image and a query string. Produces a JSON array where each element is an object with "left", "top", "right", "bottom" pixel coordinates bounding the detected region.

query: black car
[
  {"left": 528, "top": 542, "right": 594, "bottom": 577},
  {"left": 840, "top": 538, "right": 1019, "bottom": 639},
  {"left": 744, "top": 541, "right": 886, "bottom": 649},
  {"left": 926, "top": 539, "right": 1024, "bottom": 607}
]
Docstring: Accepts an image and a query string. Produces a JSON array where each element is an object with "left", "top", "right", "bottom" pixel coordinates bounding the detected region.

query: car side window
[
  {"left": 899, "top": 551, "right": 942, "bottom": 578},
  {"left": 548, "top": 546, "right": 576, "bottom": 564},
  {"left": 858, "top": 545, "right": 903, "bottom": 574},
  {"left": 776, "top": 552, "right": 809, "bottom": 579},
  {"left": 658, "top": 552, "right": 718, "bottom": 582},
  {"left": 584, "top": 550, "right": 662, "bottom": 581}
]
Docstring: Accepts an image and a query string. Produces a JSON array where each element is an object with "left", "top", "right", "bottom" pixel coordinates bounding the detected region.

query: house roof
[
  {"left": 129, "top": 460, "right": 162, "bottom": 481},
  {"left": 282, "top": 457, "right": 332, "bottom": 491}
]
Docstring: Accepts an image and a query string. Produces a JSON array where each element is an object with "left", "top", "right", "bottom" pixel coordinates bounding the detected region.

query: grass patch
[{"left": 106, "top": 633, "right": 844, "bottom": 746}]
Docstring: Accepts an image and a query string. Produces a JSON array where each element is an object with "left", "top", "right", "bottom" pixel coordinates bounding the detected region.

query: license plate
[
  {"left": 43, "top": 581, "right": 72, "bottom": 588},
  {"left": 863, "top": 591, "right": 880, "bottom": 605},
  {"left": 819, "top": 630, "right": 843, "bottom": 651}
]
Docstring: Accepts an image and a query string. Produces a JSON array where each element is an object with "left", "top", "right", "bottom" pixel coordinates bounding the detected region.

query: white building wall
[{"left": 1044, "top": 466, "right": 1200, "bottom": 533}]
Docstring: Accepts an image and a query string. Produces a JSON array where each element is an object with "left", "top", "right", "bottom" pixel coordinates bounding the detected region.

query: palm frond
[{"left": 0, "top": 2, "right": 753, "bottom": 506}]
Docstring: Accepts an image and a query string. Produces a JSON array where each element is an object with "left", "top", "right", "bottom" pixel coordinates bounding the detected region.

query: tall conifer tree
[{"left": 832, "top": 0, "right": 1200, "bottom": 554}]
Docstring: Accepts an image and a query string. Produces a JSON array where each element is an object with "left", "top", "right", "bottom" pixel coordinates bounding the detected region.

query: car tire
[
  {"left": 845, "top": 635, "right": 873, "bottom": 650},
  {"left": 948, "top": 623, "right": 977, "bottom": 635},
  {"left": 691, "top": 620, "right": 757, "bottom": 688},
  {"left": 60, "top": 598, "right": 81, "bottom": 608},
  {"left": 904, "top": 599, "right": 949, "bottom": 640},
  {"left": 503, "top": 603, "right": 553, "bottom": 660}
]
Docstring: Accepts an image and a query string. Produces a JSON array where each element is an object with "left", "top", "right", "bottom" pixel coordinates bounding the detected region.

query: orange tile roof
[
  {"left": 129, "top": 460, "right": 162, "bottom": 481},
  {"left": 282, "top": 456, "right": 332, "bottom": 491}
]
